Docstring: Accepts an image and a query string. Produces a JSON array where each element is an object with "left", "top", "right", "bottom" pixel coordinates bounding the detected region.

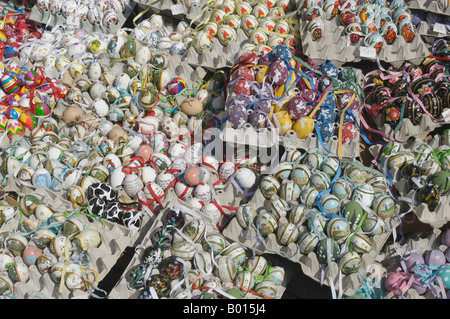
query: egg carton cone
[
  {"left": 184, "top": 29, "right": 249, "bottom": 72},
  {"left": 378, "top": 228, "right": 447, "bottom": 299},
  {"left": 416, "top": 21, "right": 449, "bottom": 44},
  {"left": 222, "top": 184, "right": 400, "bottom": 297},
  {"left": 108, "top": 199, "right": 287, "bottom": 299},
  {"left": 408, "top": 0, "right": 450, "bottom": 16},
  {"left": 298, "top": 13, "right": 429, "bottom": 67}
]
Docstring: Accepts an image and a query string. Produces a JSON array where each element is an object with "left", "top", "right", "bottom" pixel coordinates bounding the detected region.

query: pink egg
[
  {"left": 137, "top": 145, "right": 153, "bottom": 163},
  {"left": 384, "top": 272, "right": 411, "bottom": 295},
  {"left": 184, "top": 166, "right": 205, "bottom": 187},
  {"left": 22, "top": 245, "right": 43, "bottom": 266}
]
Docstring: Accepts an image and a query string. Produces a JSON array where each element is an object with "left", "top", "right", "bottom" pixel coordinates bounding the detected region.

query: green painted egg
[
  {"left": 372, "top": 194, "right": 396, "bottom": 219},
  {"left": 316, "top": 237, "right": 340, "bottom": 264},
  {"left": 345, "top": 164, "right": 368, "bottom": 184},
  {"left": 339, "top": 250, "right": 361, "bottom": 275},
  {"left": 428, "top": 170, "right": 450, "bottom": 194},
  {"left": 342, "top": 200, "right": 364, "bottom": 229},
  {"left": 223, "top": 287, "right": 245, "bottom": 299},
  {"left": 297, "top": 230, "right": 319, "bottom": 254},
  {"left": 120, "top": 38, "right": 137, "bottom": 59},
  {"left": 260, "top": 175, "right": 281, "bottom": 199},
  {"left": 0, "top": 274, "right": 13, "bottom": 296},
  {"left": 435, "top": 265, "right": 450, "bottom": 290},
  {"left": 19, "top": 194, "right": 41, "bottom": 217},
  {"left": 326, "top": 217, "right": 351, "bottom": 244}
]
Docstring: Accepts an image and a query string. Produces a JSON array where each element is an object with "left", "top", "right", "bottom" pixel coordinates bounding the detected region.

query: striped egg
[
  {"left": 372, "top": 194, "right": 396, "bottom": 219},
  {"left": 321, "top": 157, "right": 340, "bottom": 178},
  {"left": 300, "top": 186, "right": 319, "bottom": 207},
  {"left": 254, "top": 280, "right": 277, "bottom": 299},
  {"left": 326, "top": 217, "right": 351, "bottom": 244},
  {"left": 260, "top": 175, "right": 281, "bottom": 199},
  {"left": 193, "top": 251, "right": 213, "bottom": 273},
  {"left": 361, "top": 214, "right": 386, "bottom": 236},
  {"left": 319, "top": 194, "right": 341, "bottom": 215},
  {"left": 6, "top": 119, "right": 24, "bottom": 137},
  {"left": 1, "top": 73, "right": 21, "bottom": 94},
  {"left": 382, "top": 141, "right": 404, "bottom": 157},
  {"left": 268, "top": 196, "right": 289, "bottom": 220},
  {"left": 286, "top": 150, "right": 303, "bottom": 162},
  {"left": 273, "top": 162, "right": 293, "bottom": 181},
  {"left": 183, "top": 218, "right": 206, "bottom": 243},
  {"left": 289, "top": 204, "right": 308, "bottom": 225},
  {"left": 280, "top": 180, "right": 301, "bottom": 201},
  {"left": 332, "top": 177, "right": 353, "bottom": 200},
  {"left": 387, "top": 152, "right": 415, "bottom": 170},
  {"left": 310, "top": 171, "right": 331, "bottom": 193},
  {"left": 420, "top": 159, "right": 440, "bottom": 176},
  {"left": 350, "top": 233, "right": 373, "bottom": 254},
  {"left": 256, "top": 211, "right": 278, "bottom": 236},
  {"left": 214, "top": 256, "right": 237, "bottom": 283},
  {"left": 276, "top": 222, "right": 300, "bottom": 245},
  {"left": 351, "top": 183, "right": 375, "bottom": 209},
  {"left": 291, "top": 164, "right": 311, "bottom": 186},
  {"left": 297, "top": 230, "right": 319, "bottom": 254},
  {"left": 202, "top": 233, "right": 228, "bottom": 255},
  {"left": 412, "top": 143, "right": 433, "bottom": 165},
  {"left": 234, "top": 270, "right": 255, "bottom": 291},
  {"left": 246, "top": 255, "right": 268, "bottom": 276},
  {"left": 345, "top": 164, "right": 368, "bottom": 183},
  {"left": 303, "top": 150, "right": 324, "bottom": 169},
  {"left": 221, "top": 243, "right": 246, "bottom": 266},
  {"left": 236, "top": 204, "right": 258, "bottom": 229},
  {"left": 170, "top": 240, "right": 197, "bottom": 261},
  {"left": 366, "top": 175, "right": 389, "bottom": 193},
  {"left": 267, "top": 266, "right": 285, "bottom": 285},
  {"left": 339, "top": 250, "right": 361, "bottom": 275}
]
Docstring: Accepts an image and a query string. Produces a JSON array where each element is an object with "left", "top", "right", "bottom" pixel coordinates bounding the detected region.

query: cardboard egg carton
[
  {"left": 108, "top": 198, "right": 288, "bottom": 299},
  {"left": 184, "top": 29, "right": 252, "bottom": 72},
  {"left": 222, "top": 172, "right": 401, "bottom": 297},
  {"left": 408, "top": 0, "right": 450, "bottom": 16},
  {"left": 378, "top": 228, "right": 447, "bottom": 299},
  {"left": 415, "top": 20, "right": 449, "bottom": 43},
  {"left": 369, "top": 136, "right": 450, "bottom": 229},
  {"left": 298, "top": 12, "right": 429, "bottom": 68},
  {"left": 135, "top": 0, "right": 211, "bottom": 25},
  {"left": 28, "top": 2, "right": 136, "bottom": 34}
]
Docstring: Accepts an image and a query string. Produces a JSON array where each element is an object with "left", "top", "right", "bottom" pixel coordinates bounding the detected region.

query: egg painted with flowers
[
  {"left": 384, "top": 105, "right": 400, "bottom": 127},
  {"left": 227, "top": 102, "right": 248, "bottom": 129},
  {"left": 341, "top": 122, "right": 357, "bottom": 144}
]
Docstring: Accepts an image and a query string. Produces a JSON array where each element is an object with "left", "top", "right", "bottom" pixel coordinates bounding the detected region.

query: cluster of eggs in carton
[
  {"left": 235, "top": 148, "right": 394, "bottom": 275},
  {"left": 381, "top": 138, "right": 450, "bottom": 212},
  {"left": 384, "top": 228, "right": 450, "bottom": 298},
  {"left": 304, "top": 0, "right": 419, "bottom": 52},
  {"left": 126, "top": 207, "right": 286, "bottom": 299},
  {"left": 192, "top": 0, "right": 301, "bottom": 55},
  {"left": 0, "top": 197, "right": 102, "bottom": 297},
  {"left": 363, "top": 57, "right": 449, "bottom": 130},
  {"left": 36, "top": 0, "right": 131, "bottom": 30},
  {"left": 224, "top": 46, "right": 361, "bottom": 144}
]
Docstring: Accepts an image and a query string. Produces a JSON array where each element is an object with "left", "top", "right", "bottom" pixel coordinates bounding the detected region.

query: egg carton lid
[
  {"left": 28, "top": 2, "right": 136, "bottom": 35},
  {"left": 222, "top": 179, "right": 400, "bottom": 297},
  {"left": 135, "top": 0, "right": 211, "bottom": 26},
  {"left": 408, "top": 0, "right": 450, "bottom": 16},
  {"left": 108, "top": 197, "right": 288, "bottom": 299},
  {"left": 298, "top": 13, "right": 429, "bottom": 69},
  {"left": 367, "top": 106, "right": 449, "bottom": 143}
]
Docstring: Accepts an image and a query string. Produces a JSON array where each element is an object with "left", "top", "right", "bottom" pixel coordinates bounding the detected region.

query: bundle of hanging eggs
[
  {"left": 124, "top": 206, "right": 286, "bottom": 299},
  {"left": 379, "top": 137, "right": 450, "bottom": 213},
  {"left": 191, "top": 0, "right": 301, "bottom": 55},
  {"left": 303, "top": 0, "right": 419, "bottom": 53},
  {"left": 0, "top": 194, "right": 103, "bottom": 297},
  {"left": 384, "top": 228, "right": 450, "bottom": 299},
  {"left": 362, "top": 57, "right": 449, "bottom": 132},
  {"left": 233, "top": 148, "right": 394, "bottom": 276},
  {"left": 224, "top": 46, "right": 361, "bottom": 145}
]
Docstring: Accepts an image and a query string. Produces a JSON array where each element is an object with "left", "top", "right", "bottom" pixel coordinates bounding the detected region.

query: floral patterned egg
[
  {"left": 293, "top": 117, "right": 315, "bottom": 139},
  {"left": 384, "top": 105, "right": 401, "bottom": 127},
  {"left": 227, "top": 101, "right": 248, "bottom": 128},
  {"left": 398, "top": 19, "right": 416, "bottom": 43},
  {"left": 232, "top": 78, "right": 252, "bottom": 96},
  {"left": 158, "top": 256, "right": 183, "bottom": 280},
  {"left": 268, "top": 59, "right": 288, "bottom": 87},
  {"left": 341, "top": 122, "right": 357, "bottom": 145},
  {"left": 316, "top": 120, "right": 335, "bottom": 142},
  {"left": 287, "top": 95, "right": 312, "bottom": 120}
]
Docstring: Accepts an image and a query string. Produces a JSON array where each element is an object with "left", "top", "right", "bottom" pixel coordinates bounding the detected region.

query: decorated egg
[
  {"left": 339, "top": 251, "right": 361, "bottom": 275},
  {"left": 361, "top": 214, "right": 386, "bottom": 236},
  {"left": 236, "top": 204, "right": 257, "bottom": 229},
  {"left": 297, "top": 230, "right": 319, "bottom": 254},
  {"left": 277, "top": 222, "right": 300, "bottom": 245},
  {"left": 351, "top": 183, "right": 375, "bottom": 208},
  {"left": 260, "top": 175, "right": 281, "bottom": 199},
  {"left": 183, "top": 218, "right": 206, "bottom": 243},
  {"left": 254, "top": 280, "right": 277, "bottom": 299},
  {"left": 203, "top": 233, "right": 228, "bottom": 255},
  {"left": 417, "top": 184, "right": 440, "bottom": 212},
  {"left": 255, "top": 211, "right": 278, "bottom": 236},
  {"left": 326, "top": 217, "right": 351, "bottom": 244}
]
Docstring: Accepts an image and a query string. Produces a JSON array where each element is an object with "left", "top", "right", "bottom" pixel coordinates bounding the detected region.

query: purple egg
[
  {"left": 248, "top": 110, "right": 268, "bottom": 129},
  {"left": 287, "top": 96, "right": 313, "bottom": 120},
  {"left": 445, "top": 247, "right": 450, "bottom": 263},
  {"left": 268, "top": 59, "right": 288, "bottom": 87},
  {"left": 424, "top": 249, "right": 446, "bottom": 267},
  {"left": 227, "top": 103, "right": 248, "bottom": 128},
  {"left": 411, "top": 276, "right": 429, "bottom": 295},
  {"left": 403, "top": 253, "right": 425, "bottom": 273},
  {"left": 441, "top": 228, "right": 450, "bottom": 247},
  {"left": 300, "top": 88, "right": 319, "bottom": 102},
  {"left": 253, "top": 99, "right": 271, "bottom": 113},
  {"left": 258, "top": 53, "right": 271, "bottom": 66}
]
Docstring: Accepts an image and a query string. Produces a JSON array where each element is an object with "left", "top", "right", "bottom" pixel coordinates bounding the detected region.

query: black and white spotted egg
[
  {"left": 121, "top": 209, "right": 143, "bottom": 231},
  {"left": 104, "top": 201, "right": 123, "bottom": 224},
  {"left": 87, "top": 182, "right": 118, "bottom": 202},
  {"left": 88, "top": 197, "right": 106, "bottom": 217}
]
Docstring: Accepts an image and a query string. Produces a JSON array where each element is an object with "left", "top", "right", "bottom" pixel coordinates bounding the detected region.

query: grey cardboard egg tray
[
  {"left": 135, "top": 0, "right": 211, "bottom": 26},
  {"left": 0, "top": 187, "right": 136, "bottom": 299},
  {"left": 28, "top": 2, "right": 136, "bottom": 35},
  {"left": 369, "top": 136, "right": 450, "bottom": 229},
  {"left": 378, "top": 228, "right": 447, "bottom": 299},
  {"left": 409, "top": 0, "right": 449, "bottom": 43},
  {"left": 222, "top": 178, "right": 401, "bottom": 297},
  {"left": 108, "top": 196, "right": 288, "bottom": 299},
  {"left": 367, "top": 105, "right": 449, "bottom": 143},
  {"left": 298, "top": 12, "right": 430, "bottom": 69},
  {"left": 415, "top": 20, "right": 449, "bottom": 43},
  {"left": 408, "top": 0, "right": 450, "bottom": 16}
]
